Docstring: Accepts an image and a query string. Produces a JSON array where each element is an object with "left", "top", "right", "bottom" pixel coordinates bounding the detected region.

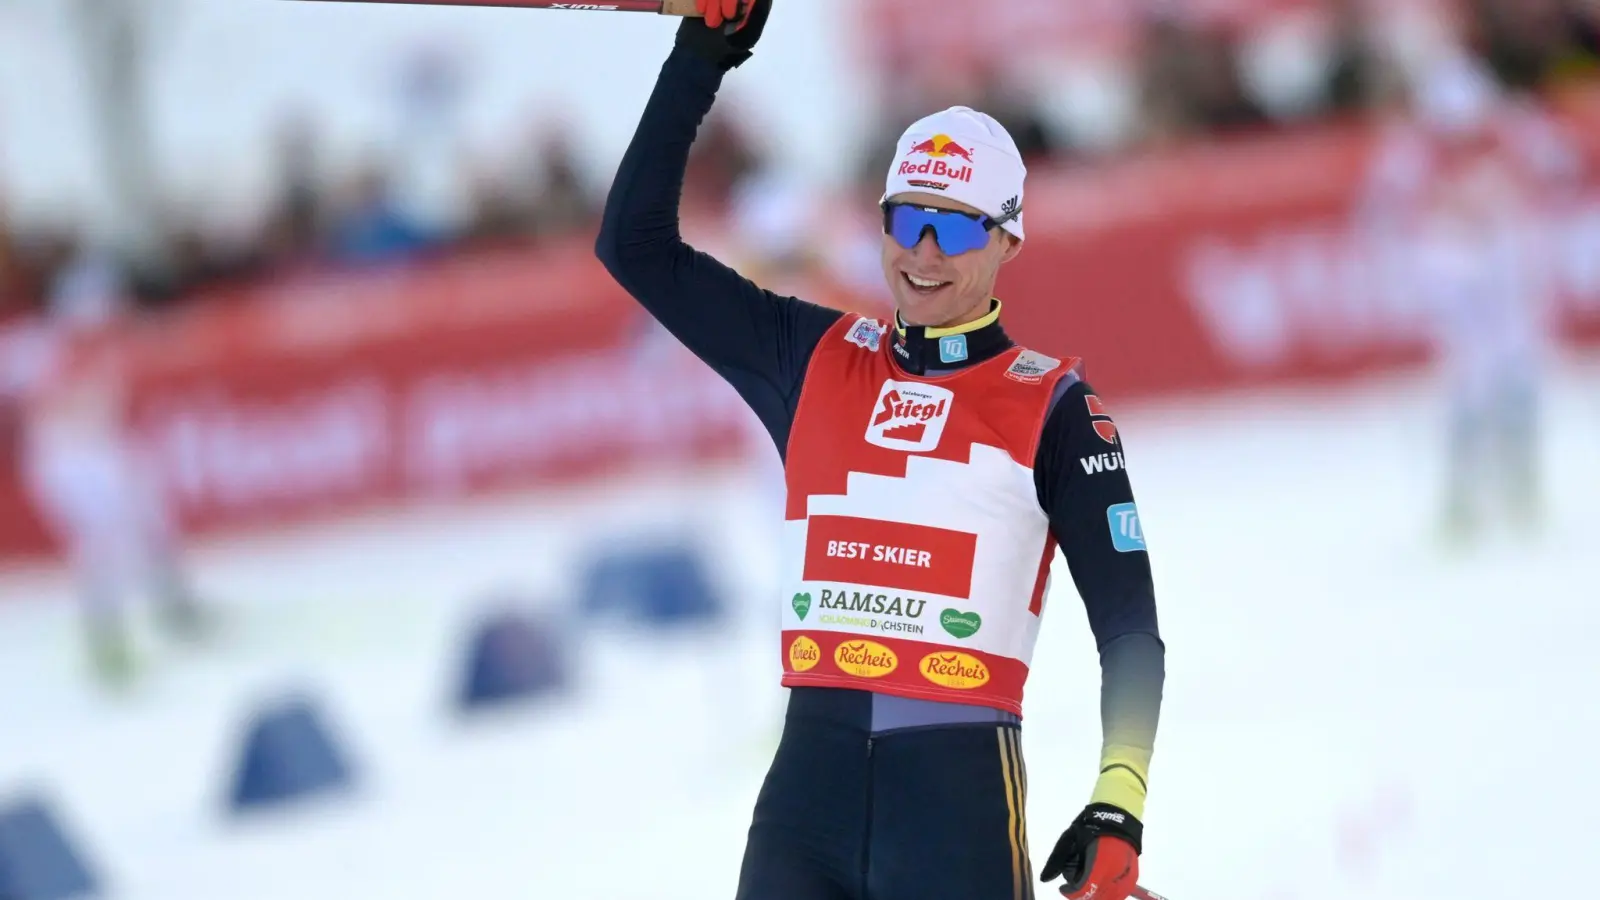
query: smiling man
[{"left": 593, "top": 3, "right": 1166, "bottom": 898}]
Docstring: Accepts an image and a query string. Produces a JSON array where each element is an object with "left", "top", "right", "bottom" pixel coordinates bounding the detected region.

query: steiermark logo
[
  {"left": 940, "top": 609, "right": 981, "bottom": 639},
  {"left": 792, "top": 592, "right": 812, "bottom": 620}
]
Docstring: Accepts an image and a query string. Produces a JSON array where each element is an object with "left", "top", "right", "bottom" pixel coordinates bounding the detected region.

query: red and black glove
[
  {"left": 676, "top": 0, "right": 772, "bottom": 70},
  {"left": 1040, "top": 803, "right": 1143, "bottom": 900},
  {"left": 695, "top": 0, "right": 746, "bottom": 29}
]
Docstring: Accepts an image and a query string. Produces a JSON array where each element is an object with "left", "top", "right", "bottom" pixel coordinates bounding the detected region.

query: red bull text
[{"left": 900, "top": 134, "right": 975, "bottom": 184}]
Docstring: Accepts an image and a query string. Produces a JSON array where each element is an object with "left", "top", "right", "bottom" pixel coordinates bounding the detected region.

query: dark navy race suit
[{"left": 595, "top": 45, "right": 1165, "bottom": 900}]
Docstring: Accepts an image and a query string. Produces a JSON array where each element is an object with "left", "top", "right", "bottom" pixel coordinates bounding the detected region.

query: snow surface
[{"left": 1, "top": 360, "right": 1597, "bottom": 900}]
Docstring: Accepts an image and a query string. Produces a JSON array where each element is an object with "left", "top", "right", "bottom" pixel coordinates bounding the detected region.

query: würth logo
[
  {"left": 865, "top": 381, "right": 954, "bottom": 452},
  {"left": 1080, "top": 452, "right": 1125, "bottom": 475}
]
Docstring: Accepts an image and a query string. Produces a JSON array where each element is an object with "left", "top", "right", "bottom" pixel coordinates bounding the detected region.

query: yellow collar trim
[{"left": 896, "top": 299, "right": 1003, "bottom": 338}]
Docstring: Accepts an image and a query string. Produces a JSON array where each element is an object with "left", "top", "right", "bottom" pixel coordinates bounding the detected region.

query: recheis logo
[
  {"left": 788, "top": 635, "right": 821, "bottom": 672},
  {"left": 897, "top": 133, "right": 975, "bottom": 185},
  {"left": 865, "top": 380, "right": 954, "bottom": 452},
  {"left": 835, "top": 640, "right": 898, "bottom": 678},
  {"left": 920, "top": 651, "right": 990, "bottom": 690}
]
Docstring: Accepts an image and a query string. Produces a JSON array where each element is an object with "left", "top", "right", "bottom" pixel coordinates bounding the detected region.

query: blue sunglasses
[{"left": 882, "top": 201, "right": 1019, "bottom": 256}]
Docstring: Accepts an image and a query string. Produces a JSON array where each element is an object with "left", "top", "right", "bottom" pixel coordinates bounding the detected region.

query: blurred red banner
[
  {"left": 996, "top": 92, "right": 1600, "bottom": 396},
  {"left": 862, "top": 0, "right": 1326, "bottom": 64},
  {"left": 2, "top": 89, "right": 1599, "bottom": 562}
]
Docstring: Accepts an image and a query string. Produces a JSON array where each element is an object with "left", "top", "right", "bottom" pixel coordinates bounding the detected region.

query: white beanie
[{"left": 881, "top": 106, "right": 1026, "bottom": 241}]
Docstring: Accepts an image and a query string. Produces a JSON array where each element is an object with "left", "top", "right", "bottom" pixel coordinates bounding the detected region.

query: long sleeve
[
  {"left": 1033, "top": 379, "right": 1165, "bottom": 820},
  {"left": 594, "top": 44, "right": 844, "bottom": 457}
]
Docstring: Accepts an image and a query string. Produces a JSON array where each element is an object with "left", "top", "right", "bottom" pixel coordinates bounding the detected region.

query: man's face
[{"left": 880, "top": 192, "right": 1021, "bottom": 328}]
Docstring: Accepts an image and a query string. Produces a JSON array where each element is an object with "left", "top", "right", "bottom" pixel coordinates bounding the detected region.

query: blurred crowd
[
  {"left": 0, "top": 109, "right": 616, "bottom": 320},
  {"left": 2, "top": 0, "right": 1599, "bottom": 324},
  {"left": 861, "top": 0, "right": 1600, "bottom": 167}
]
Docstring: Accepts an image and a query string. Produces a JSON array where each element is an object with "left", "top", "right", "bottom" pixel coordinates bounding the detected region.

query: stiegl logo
[{"left": 865, "top": 380, "right": 954, "bottom": 452}]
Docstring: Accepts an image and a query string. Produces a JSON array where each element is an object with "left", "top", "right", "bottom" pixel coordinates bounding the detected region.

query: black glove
[
  {"left": 675, "top": 0, "right": 772, "bottom": 71},
  {"left": 1040, "top": 803, "right": 1144, "bottom": 899}
]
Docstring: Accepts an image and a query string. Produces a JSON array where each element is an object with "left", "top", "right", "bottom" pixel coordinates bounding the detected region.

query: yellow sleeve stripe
[
  {"left": 1090, "top": 767, "right": 1148, "bottom": 821},
  {"left": 1090, "top": 743, "right": 1152, "bottom": 820}
]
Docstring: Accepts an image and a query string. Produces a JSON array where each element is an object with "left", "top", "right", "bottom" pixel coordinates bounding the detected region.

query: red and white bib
[{"left": 779, "top": 315, "right": 1081, "bottom": 717}]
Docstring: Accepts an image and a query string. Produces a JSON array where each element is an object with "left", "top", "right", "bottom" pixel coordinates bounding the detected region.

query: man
[
  {"left": 594, "top": 3, "right": 1165, "bottom": 897},
  {"left": 1362, "top": 52, "right": 1569, "bottom": 543},
  {"left": 3, "top": 264, "right": 213, "bottom": 688}
]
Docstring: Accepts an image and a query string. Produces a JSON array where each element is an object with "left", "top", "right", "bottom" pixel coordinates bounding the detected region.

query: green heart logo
[
  {"left": 940, "top": 609, "right": 981, "bottom": 639},
  {"left": 792, "top": 592, "right": 812, "bottom": 621}
]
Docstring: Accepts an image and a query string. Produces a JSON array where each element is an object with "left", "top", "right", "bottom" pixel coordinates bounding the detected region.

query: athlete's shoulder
[{"left": 1045, "top": 377, "right": 1129, "bottom": 453}]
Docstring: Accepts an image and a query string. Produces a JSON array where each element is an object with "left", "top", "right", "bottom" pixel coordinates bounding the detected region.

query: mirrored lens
[{"left": 885, "top": 205, "right": 991, "bottom": 256}]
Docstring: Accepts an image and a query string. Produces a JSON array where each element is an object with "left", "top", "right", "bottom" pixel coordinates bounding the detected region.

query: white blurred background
[{"left": 0, "top": 1, "right": 1597, "bottom": 898}]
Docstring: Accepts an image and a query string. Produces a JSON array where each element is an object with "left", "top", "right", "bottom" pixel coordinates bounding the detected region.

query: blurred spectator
[
  {"left": 462, "top": 120, "right": 601, "bottom": 245},
  {"left": 259, "top": 113, "right": 326, "bottom": 271},
  {"left": 0, "top": 207, "right": 25, "bottom": 320},
  {"left": 1468, "top": 0, "right": 1581, "bottom": 91},
  {"left": 1137, "top": 12, "right": 1270, "bottom": 145},
  {"left": 684, "top": 110, "right": 765, "bottom": 214},
  {"left": 1549, "top": 0, "right": 1600, "bottom": 82},
  {"left": 386, "top": 42, "right": 477, "bottom": 245},
  {"left": 6, "top": 227, "right": 76, "bottom": 319},
  {"left": 48, "top": 235, "right": 129, "bottom": 325},
  {"left": 966, "top": 67, "right": 1061, "bottom": 163},
  {"left": 726, "top": 167, "right": 822, "bottom": 291},
  {"left": 325, "top": 162, "right": 437, "bottom": 267},
  {"left": 525, "top": 130, "right": 601, "bottom": 240},
  {"left": 1322, "top": 0, "right": 1404, "bottom": 114},
  {"left": 465, "top": 162, "right": 528, "bottom": 245},
  {"left": 6, "top": 0, "right": 1600, "bottom": 319}
]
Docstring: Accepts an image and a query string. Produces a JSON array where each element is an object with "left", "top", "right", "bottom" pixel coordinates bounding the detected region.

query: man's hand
[
  {"left": 695, "top": 0, "right": 747, "bottom": 30},
  {"left": 1040, "top": 803, "right": 1143, "bottom": 900},
  {"left": 676, "top": 0, "right": 771, "bottom": 69}
]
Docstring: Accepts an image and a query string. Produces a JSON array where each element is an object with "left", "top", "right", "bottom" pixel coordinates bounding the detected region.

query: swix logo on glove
[
  {"left": 1092, "top": 810, "right": 1126, "bottom": 825},
  {"left": 865, "top": 380, "right": 954, "bottom": 452}
]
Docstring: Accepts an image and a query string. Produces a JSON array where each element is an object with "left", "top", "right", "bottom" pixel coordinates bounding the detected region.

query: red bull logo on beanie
[
  {"left": 900, "top": 134, "right": 975, "bottom": 184},
  {"left": 908, "top": 134, "right": 974, "bottom": 162}
]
